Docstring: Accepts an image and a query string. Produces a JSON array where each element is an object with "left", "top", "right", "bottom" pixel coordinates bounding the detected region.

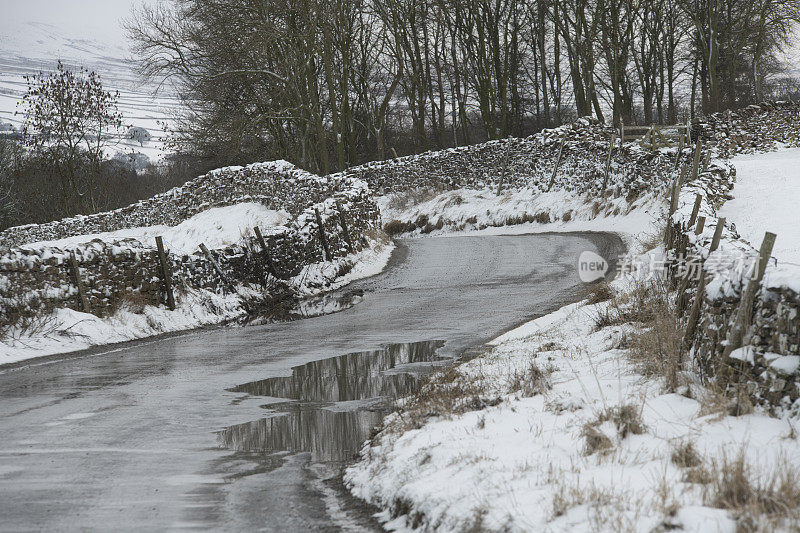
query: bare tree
[{"left": 17, "top": 61, "right": 122, "bottom": 214}]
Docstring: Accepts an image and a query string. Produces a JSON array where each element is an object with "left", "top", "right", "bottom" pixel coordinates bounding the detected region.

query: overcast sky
[{"left": 2, "top": 0, "right": 156, "bottom": 46}]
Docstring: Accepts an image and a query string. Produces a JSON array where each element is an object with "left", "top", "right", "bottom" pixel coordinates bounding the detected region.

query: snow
[
  {"left": 720, "top": 147, "right": 800, "bottom": 292},
  {"left": 729, "top": 346, "right": 755, "bottom": 364},
  {"left": 770, "top": 355, "right": 800, "bottom": 376},
  {"left": 20, "top": 203, "right": 289, "bottom": 254},
  {"left": 0, "top": 3, "right": 178, "bottom": 162}
]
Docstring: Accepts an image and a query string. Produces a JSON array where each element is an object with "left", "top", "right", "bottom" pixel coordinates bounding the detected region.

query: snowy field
[
  {"left": 721, "top": 147, "right": 800, "bottom": 267},
  {"left": 720, "top": 147, "right": 800, "bottom": 293}
]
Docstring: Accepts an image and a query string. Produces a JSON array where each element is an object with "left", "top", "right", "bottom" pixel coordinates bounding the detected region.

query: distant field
[{"left": 0, "top": 21, "right": 181, "bottom": 162}]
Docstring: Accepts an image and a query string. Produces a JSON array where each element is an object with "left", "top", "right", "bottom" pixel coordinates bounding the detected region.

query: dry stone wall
[
  {"left": 670, "top": 128, "right": 800, "bottom": 412},
  {"left": 694, "top": 100, "right": 800, "bottom": 158},
  {"left": 331, "top": 117, "right": 676, "bottom": 198},
  {"left": 0, "top": 164, "right": 379, "bottom": 325}
]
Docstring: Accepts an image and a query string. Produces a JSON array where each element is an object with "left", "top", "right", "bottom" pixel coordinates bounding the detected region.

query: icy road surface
[{"left": 0, "top": 233, "right": 623, "bottom": 531}]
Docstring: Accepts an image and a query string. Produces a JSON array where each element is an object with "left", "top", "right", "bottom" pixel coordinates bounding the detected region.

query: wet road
[{"left": 0, "top": 233, "right": 623, "bottom": 531}]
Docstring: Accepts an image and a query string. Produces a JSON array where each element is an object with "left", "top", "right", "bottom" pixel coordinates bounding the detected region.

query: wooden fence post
[
  {"left": 702, "top": 151, "right": 711, "bottom": 171},
  {"left": 668, "top": 162, "right": 689, "bottom": 235},
  {"left": 674, "top": 132, "right": 684, "bottom": 170},
  {"left": 314, "top": 208, "right": 331, "bottom": 262},
  {"left": 199, "top": 243, "right": 236, "bottom": 292},
  {"left": 710, "top": 217, "right": 726, "bottom": 252},
  {"left": 69, "top": 253, "right": 91, "bottom": 313},
  {"left": 548, "top": 134, "right": 567, "bottom": 190},
  {"left": 253, "top": 226, "right": 278, "bottom": 278},
  {"left": 155, "top": 236, "right": 175, "bottom": 310},
  {"left": 719, "top": 232, "right": 776, "bottom": 375},
  {"left": 683, "top": 269, "right": 708, "bottom": 345},
  {"left": 691, "top": 137, "right": 703, "bottom": 181},
  {"left": 666, "top": 173, "right": 682, "bottom": 248},
  {"left": 675, "top": 215, "right": 709, "bottom": 314},
  {"left": 688, "top": 193, "right": 703, "bottom": 229},
  {"left": 695, "top": 216, "right": 706, "bottom": 235},
  {"left": 497, "top": 136, "right": 512, "bottom": 195},
  {"left": 602, "top": 132, "right": 616, "bottom": 191},
  {"left": 334, "top": 200, "right": 354, "bottom": 253}
]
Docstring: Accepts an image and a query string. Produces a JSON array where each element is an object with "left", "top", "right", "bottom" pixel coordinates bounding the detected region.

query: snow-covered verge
[
  {"left": 378, "top": 186, "right": 662, "bottom": 244},
  {"left": 0, "top": 237, "right": 393, "bottom": 365},
  {"left": 345, "top": 258, "right": 800, "bottom": 533}
]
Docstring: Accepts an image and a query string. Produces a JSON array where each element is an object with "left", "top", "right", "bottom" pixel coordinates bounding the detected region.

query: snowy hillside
[{"left": 0, "top": 11, "right": 179, "bottom": 162}]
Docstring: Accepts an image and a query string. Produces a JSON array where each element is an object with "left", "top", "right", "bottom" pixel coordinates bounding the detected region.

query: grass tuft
[{"left": 671, "top": 440, "right": 702, "bottom": 468}]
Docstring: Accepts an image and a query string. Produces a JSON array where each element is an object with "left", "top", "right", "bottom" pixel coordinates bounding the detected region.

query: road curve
[{"left": 0, "top": 232, "right": 623, "bottom": 531}]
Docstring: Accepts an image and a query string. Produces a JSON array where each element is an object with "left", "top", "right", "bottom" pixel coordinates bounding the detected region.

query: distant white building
[{"left": 127, "top": 126, "right": 151, "bottom": 146}]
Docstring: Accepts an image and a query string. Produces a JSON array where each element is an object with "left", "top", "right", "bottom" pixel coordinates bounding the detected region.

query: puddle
[
  {"left": 243, "top": 289, "right": 365, "bottom": 325},
  {"left": 218, "top": 340, "right": 446, "bottom": 463}
]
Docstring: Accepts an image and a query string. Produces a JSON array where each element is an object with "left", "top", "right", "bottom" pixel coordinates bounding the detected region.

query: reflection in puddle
[
  {"left": 219, "top": 340, "right": 446, "bottom": 463},
  {"left": 219, "top": 409, "right": 385, "bottom": 463},
  {"left": 244, "top": 289, "right": 365, "bottom": 325}
]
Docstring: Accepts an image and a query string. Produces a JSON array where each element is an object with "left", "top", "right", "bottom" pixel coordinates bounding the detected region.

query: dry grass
[
  {"left": 637, "top": 225, "right": 666, "bottom": 252},
  {"left": 581, "top": 423, "right": 615, "bottom": 455},
  {"left": 601, "top": 404, "right": 647, "bottom": 438},
  {"left": 363, "top": 227, "right": 391, "bottom": 246},
  {"left": 378, "top": 365, "right": 499, "bottom": 437},
  {"left": 628, "top": 312, "right": 683, "bottom": 392},
  {"left": 110, "top": 290, "right": 156, "bottom": 315},
  {"left": 0, "top": 289, "right": 59, "bottom": 341},
  {"left": 671, "top": 440, "right": 702, "bottom": 468},
  {"left": 506, "top": 361, "right": 554, "bottom": 397},
  {"left": 551, "top": 479, "right": 633, "bottom": 531},
  {"left": 384, "top": 187, "right": 446, "bottom": 211},
  {"left": 595, "top": 278, "right": 684, "bottom": 392},
  {"left": 593, "top": 280, "right": 660, "bottom": 329},
  {"left": 384, "top": 219, "right": 414, "bottom": 236},
  {"left": 582, "top": 404, "right": 646, "bottom": 455},
  {"left": 701, "top": 450, "right": 800, "bottom": 531},
  {"left": 584, "top": 282, "right": 614, "bottom": 304}
]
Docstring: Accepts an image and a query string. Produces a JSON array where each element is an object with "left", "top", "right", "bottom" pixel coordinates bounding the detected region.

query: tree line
[{"left": 128, "top": 0, "right": 800, "bottom": 174}]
